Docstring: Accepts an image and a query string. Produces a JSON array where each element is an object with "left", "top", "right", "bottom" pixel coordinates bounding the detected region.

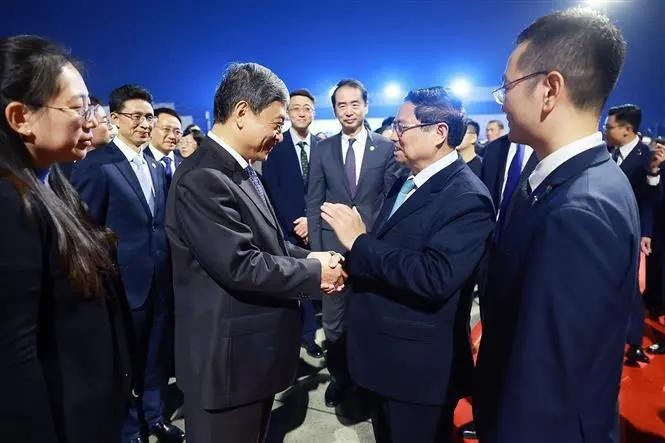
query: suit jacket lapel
[
  {"left": 619, "top": 144, "right": 644, "bottom": 173},
  {"left": 377, "top": 159, "right": 466, "bottom": 236},
  {"left": 285, "top": 131, "right": 305, "bottom": 189},
  {"left": 356, "top": 132, "right": 381, "bottom": 193},
  {"left": 495, "top": 137, "right": 511, "bottom": 203},
  {"left": 145, "top": 151, "right": 165, "bottom": 218},
  {"left": 111, "top": 143, "right": 153, "bottom": 218}
]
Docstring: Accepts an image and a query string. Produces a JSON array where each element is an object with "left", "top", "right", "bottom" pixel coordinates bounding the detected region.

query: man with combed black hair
[{"left": 475, "top": 9, "right": 642, "bottom": 442}]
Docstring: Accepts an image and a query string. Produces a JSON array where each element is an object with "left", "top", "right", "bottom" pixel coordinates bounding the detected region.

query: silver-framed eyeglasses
[
  {"left": 116, "top": 112, "right": 155, "bottom": 125},
  {"left": 492, "top": 71, "right": 549, "bottom": 105},
  {"left": 391, "top": 120, "right": 447, "bottom": 137},
  {"left": 41, "top": 103, "right": 101, "bottom": 122}
]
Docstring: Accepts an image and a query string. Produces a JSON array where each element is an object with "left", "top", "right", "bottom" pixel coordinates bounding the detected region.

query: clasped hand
[{"left": 307, "top": 251, "right": 347, "bottom": 294}]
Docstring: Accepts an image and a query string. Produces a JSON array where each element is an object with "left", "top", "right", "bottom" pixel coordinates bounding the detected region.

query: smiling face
[
  {"left": 111, "top": 98, "right": 154, "bottom": 149},
  {"left": 333, "top": 85, "right": 368, "bottom": 136},
  {"left": 23, "top": 63, "right": 96, "bottom": 166},
  {"left": 288, "top": 94, "right": 314, "bottom": 133},
  {"left": 242, "top": 100, "right": 286, "bottom": 162},
  {"left": 151, "top": 112, "right": 182, "bottom": 153}
]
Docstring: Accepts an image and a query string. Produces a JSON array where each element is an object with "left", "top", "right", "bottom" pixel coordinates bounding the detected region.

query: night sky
[{"left": 3, "top": 0, "right": 664, "bottom": 132}]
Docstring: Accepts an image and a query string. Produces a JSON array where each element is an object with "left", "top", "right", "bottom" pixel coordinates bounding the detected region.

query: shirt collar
[
  {"left": 618, "top": 135, "right": 640, "bottom": 159},
  {"left": 342, "top": 128, "right": 368, "bottom": 149},
  {"left": 528, "top": 132, "right": 603, "bottom": 191},
  {"left": 207, "top": 130, "right": 249, "bottom": 169},
  {"left": 148, "top": 145, "right": 175, "bottom": 162},
  {"left": 289, "top": 127, "right": 311, "bottom": 147},
  {"left": 114, "top": 136, "right": 145, "bottom": 163},
  {"left": 411, "top": 149, "right": 459, "bottom": 189}
]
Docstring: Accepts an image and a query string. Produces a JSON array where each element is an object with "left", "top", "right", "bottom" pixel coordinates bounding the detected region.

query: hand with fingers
[{"left": 320, "top": 203, "right": 367, "bottom": 251}]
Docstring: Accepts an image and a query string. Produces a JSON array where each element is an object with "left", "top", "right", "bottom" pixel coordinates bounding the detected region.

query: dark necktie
[
  {"left": 345, "top": 138, "right": 357, "bottom": 197},
  {"left": 611, "top": 147, "right": 622, "bottom": 164},
  {"left": 246, "top": 165, "right": 267, "bottom": 205},
  {"left": 495, "top": 144, "right": 525, "bottom": 239},
  {"left": 162, "top": 156, "right": 172, "bottom": 189},
  {"left": 297, "top": 141, "right": 309, "bottom": 186}
]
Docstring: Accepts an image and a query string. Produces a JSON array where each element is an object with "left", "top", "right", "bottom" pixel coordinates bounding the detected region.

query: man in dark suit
[
  {"left": 475, "top": 9, "right": 640, "bottom": 442},
  {"left": 306, "top": 78, "right": 399, "bottom": 406},
  {"left": 165, "top": 63, "right": 345, "bottom": 443},
  {"left": 70, "top": 85, "right": 184, "bottom": 443},
  {"left": 321, "top": 87, "right": 494, "bottom": 443},
  {"left": 262, "top": 88, "right": 323, "bottom": 359},
  {"left": 145, "top": 107, "right": 184, "bottom": 194},
  {"left": 604, "top": 104, "right": 664, "bottom": 367}
]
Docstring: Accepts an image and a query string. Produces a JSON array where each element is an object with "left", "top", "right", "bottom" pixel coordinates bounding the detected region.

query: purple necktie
[{"left": 345, "top": 138, "right": 357, "bottom": 197}]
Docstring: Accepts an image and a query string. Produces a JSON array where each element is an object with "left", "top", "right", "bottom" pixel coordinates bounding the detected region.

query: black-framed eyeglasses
[
  {"left": 391, "top": 120, "right": 447, "bottom": 137},
  {"left": 116, "top": 112, "right": 155, "bottom": 125},
  {"left": 41, "top": 104, "right": 101, "bottom": 122},
  {"left": 492, "top": 71, "right": 549, "bottom": 105}
]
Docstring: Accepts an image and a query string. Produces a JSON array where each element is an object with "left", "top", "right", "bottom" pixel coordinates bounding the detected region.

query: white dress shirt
[
  {"left": 208, "top": 131, "right": 249, "bottom": 169},
  {"left": 114, "top": 136, "right": 155, "bottom": 197},
  {"left": 341, "top": 128, "right": 368, "bottom": 185},
  {"left": 528, "top": 132, "right": 603, "bottom": 191},
  {"left": 404, "top": 150, "right": 459, "bottom": 202},
  {"left": 148, "top": 145, "right": 177, "bottom": 175},
  {"left": 613, "top": 136, "right": 660, "bottom": 186},
  {"left": 290, "top": 128, "right": 311, "bottom": 176}
]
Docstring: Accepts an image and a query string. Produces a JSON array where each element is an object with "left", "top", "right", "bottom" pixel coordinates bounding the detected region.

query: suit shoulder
[
  {"left": 371, "top": 133, "right": 394, "bottom": 150},
  {"left": 75, "top": 144, "right": 117, "bottom": 169}
]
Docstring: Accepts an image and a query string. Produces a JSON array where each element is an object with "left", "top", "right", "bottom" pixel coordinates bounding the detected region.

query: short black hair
[
  {"left": 608, "top": 104, "right": 641, "bottom": 132},
  {"left": 184, "top": 123, "right": 200, "bottom": 134},
  {"left": 154, "top": 107, "right": 182, "bottom": 123},
  {"left": 465, "top": 119, "right": 480, "bottom": 136},
  {"left": 487, "top": 119, "right": 504, "bottom": 130},
  {"left": 515, "top": 7, "right": 626, "bottom": 113},
  {"left": 381, "top": 116, "right": 395, "bottom": 127},
  {"left": 404, "top": 87, "right": 466, "bottom": 147},
  {"left": 108, "top": 84, "right": 153, "bottom": 113},
  {"left": 89, "top": 95, "right": 103, "bottom": 106},
  {"left": 290, "top": 88, "right": 315, "bottom": 104},
  {"left": 331, "top": 79, "right": 368, "bottom": 108},
  {"left": 213, "top": 62, "right": 288, "bottom": 124}
]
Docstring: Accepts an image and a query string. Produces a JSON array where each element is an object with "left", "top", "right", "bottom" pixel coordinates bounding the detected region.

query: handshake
[{"left": 307, "top": 251, "right": 348, "bottom": 294}]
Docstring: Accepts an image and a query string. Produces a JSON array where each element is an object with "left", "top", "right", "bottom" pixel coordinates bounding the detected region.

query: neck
[
  {"left": 343, "top": 125, "right": 364, "bottom": 138},
  {"left": 458, "top": 146, "right": 476, "bottom": 162},
  {"left": 117, "top": 134, "right": 142, "bottom": 153},
  {"left": 153, "top": 145, "right": 172, "bottom": 156},
  {"left": 292, "top": 126, "right": 310, "bottom": 139},
  {"left": 410, "top": 146, "right": 453, "bottom": 175},
  {"left": 531, "top": 112, "right": 600, "bottom": 158},
  {"left": 211, "top": 123, "right": 251, "bottom": 162}
]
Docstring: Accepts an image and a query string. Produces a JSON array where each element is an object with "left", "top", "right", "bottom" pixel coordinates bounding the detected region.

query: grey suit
[
  {"left": 166, "top": 135, "right": 322, "bottom": 442},
  {"left": 306, "top": 130, "right": 398, "bottom": 379}
]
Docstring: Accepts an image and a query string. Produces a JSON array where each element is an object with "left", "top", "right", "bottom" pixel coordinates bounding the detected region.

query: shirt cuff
[{"left": 647, "top": 175, "right": 660, "bottom": 186}]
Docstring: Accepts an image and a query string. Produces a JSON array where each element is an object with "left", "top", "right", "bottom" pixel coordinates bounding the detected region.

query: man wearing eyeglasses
[
  {"left": 474, "top": 9, "right": 641, "bottom": 443},
  {"left": 70, "top": 85, "right": 184, "bottom": 443},
  {"left": 306, "top": 79, "right": 399, "bottom": 407},
  {"left": 320, "top": 86, "right": 494, "bottom": 443},
  {"left": 262, "top": 89, "right": 324, "bottom": 360},
  {"left": 145, "top": 107, "right": 184, "bottom": 193}
]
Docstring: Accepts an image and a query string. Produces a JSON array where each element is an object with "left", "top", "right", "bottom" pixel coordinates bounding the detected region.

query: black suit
[
  {"left": 262, "top": 131, "right": 320, "bottom": 345},
  {"left": 0, "top": 178, "right": 131, "bottom": 443},
  {"left": 70, "top": 141, "right": 170, "bottom": 441},
  {"left": 611, "top": 140, "right": 661, "bottom": 344},
  {"left": 306, "top": 130, "right": 399, "bottom": 381},
  {"left": 166, "top": 135, "right": 322, "bottom": 442}
]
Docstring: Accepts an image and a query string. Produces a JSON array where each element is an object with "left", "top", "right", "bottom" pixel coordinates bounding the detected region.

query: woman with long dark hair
[{"left": 0, "top": 35, "right": 131, "bottom": 442}]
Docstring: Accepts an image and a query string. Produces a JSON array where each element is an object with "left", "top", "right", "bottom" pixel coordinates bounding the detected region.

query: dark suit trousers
[
  {"left": 300, "top": 300, "right": 318, "bottom": 344},
  {"left": 122, "top": 277, "right": 169, "bottom": 441},
  {"left": 185, "top": 397, "right": 274, "bottom": 443},
  {"left": 626, "top": 288, "right": 645, "bottom": 345},
  {"left": 367, "top": 391, "right": 457, "bottom": 443}
]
